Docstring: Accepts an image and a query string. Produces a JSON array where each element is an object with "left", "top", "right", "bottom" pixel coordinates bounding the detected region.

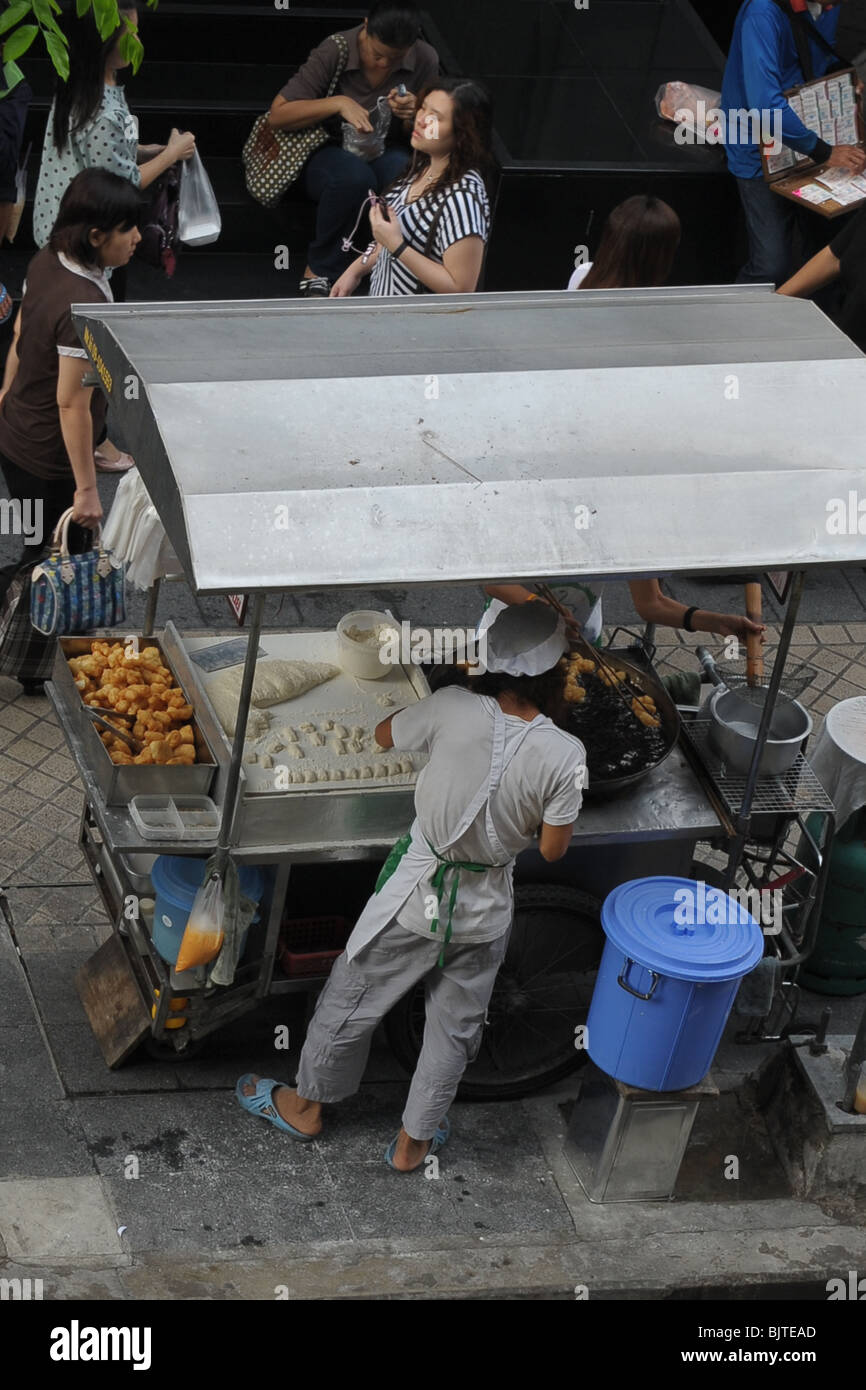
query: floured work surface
[{"left": 181, "top": 630, "right": 430, "bottom": 793}]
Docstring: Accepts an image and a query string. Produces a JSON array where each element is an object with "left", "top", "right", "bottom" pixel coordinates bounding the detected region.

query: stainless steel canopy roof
[{"left": 73, "top": 286, "right": 866, "bottom": 596}]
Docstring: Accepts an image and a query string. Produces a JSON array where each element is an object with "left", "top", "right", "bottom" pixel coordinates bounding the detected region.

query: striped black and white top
[{"left": 369, "top": 170, "right": 490, "bottom": 297}]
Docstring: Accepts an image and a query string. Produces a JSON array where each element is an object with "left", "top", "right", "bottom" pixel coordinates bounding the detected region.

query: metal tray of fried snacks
[{"left": 52, "top": 634, "right": 217, "bottom": 805}]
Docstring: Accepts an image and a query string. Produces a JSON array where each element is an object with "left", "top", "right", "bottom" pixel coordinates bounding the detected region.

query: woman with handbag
[
  {"left": 0, "top": 169, "right": 140, "bottom": 694},
  {"left": 261, "top": 2, "right": 439, "bottom": 296},
  {"left": 32, "top": 2, "right": 194, "bottom": 470},
  {"left": 330, "top": 77, "right": 493, "bottom": 298}
]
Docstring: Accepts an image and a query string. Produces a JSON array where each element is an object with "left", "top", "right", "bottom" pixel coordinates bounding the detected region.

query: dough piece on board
[
  {"left": 329, "top": 738, "right": 345, "bottom": 755},
  {"left": 281, "top": 726, "right": 298, "bottom": 743},
  {"left": 208, "top": 686, "right": 270, "bottom": 739},
  {"left": 333, "top": 724, "right": 347, "bottom": 738},
  {"left": 309, "top": 732, "right": 324, "bottom": 747},
  {"left": 360, "top": 765, "right": 374, "bottom": 779},
  {"left": 286, "top": 744, "right": 304, "bottom": 760},
  {"left": 206, "top": 660, "right": 337, "bottom": 735}
]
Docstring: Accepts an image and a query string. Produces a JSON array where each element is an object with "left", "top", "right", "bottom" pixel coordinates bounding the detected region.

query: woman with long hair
[
  {"left": 567, "top": 194, "right": 681, "bottom": 290},
  {"left": 33, "top": 4, "right": 194, "bottom": 468},
  {"left": 0, "top": 169, "right": 141, "bottom": 693},
  {"left": 331, "top": 76, "right": 494, "bottom": 297}
]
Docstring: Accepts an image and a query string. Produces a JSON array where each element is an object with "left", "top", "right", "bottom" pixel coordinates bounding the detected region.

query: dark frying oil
[{"left": 566, "top": 674, "right": 667, "bottom": 781}]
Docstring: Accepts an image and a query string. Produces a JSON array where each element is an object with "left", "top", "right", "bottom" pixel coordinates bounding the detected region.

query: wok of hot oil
[{"left": 566, "top": 675, "right": 667, "bottom": 782}]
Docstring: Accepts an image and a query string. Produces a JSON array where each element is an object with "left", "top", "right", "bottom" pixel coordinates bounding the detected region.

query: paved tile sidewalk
[{"left": 1, "top": 621, "right": 864, "bottom": 1298}]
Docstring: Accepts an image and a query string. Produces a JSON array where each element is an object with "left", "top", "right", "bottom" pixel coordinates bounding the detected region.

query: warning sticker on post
[{"left": 227, "top": 594, "right": 248, "bottom": 624}]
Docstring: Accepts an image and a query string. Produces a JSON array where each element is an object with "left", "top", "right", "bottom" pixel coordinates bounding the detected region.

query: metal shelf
[{"left": 680, "top": 721, "right": 835, "bottom": 819}]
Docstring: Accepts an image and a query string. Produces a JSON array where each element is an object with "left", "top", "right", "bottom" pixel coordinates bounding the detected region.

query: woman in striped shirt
[{"left": 330, "top": 77, "right": 493, "bottom": 297}]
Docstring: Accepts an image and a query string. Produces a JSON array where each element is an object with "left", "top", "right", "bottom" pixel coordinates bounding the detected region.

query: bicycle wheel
[{"left": 383, "top": 882, "right": 603, "bottom": 1100}]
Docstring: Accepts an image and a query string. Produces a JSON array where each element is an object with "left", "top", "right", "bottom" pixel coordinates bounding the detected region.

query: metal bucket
[{"left": 708, "top": 688, "right": 812, "bottom": 777}]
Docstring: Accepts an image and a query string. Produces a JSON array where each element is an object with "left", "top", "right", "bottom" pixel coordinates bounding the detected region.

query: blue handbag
[{"left": 30, "top": 507, "right": 126, "bottom": 637}]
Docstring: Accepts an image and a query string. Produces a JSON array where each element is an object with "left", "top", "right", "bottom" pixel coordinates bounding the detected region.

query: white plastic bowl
[{"left": 336, "top": 610, "right": 397, "bottom": 681}]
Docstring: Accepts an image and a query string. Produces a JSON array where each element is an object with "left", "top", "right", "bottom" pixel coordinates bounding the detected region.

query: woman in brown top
[{"left": 0, "top": 168, "right": 140, "bottom": 692}]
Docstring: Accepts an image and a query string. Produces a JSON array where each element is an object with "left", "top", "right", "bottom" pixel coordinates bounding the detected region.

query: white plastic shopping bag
[{"left": 178, "top": 149, "right": 222, "bottom": 246}]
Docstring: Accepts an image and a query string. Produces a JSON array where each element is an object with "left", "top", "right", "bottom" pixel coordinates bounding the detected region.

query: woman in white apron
[{"left": 237, "top": 603, "right": 587, "bottom": 1171}]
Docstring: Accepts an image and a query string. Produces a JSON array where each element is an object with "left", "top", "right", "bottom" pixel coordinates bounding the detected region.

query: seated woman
[
  {"left": 566, "top": 194, "right": 681, "bottom": 290},
  {"left": 0, "top": 168, "right": 141, "bottom": 693},
  {"left": 236, "top": 602, "right": 586, "bottom": 1171},
  {"left": 331, "top": 76, "right": 493, "bottom": 297}
]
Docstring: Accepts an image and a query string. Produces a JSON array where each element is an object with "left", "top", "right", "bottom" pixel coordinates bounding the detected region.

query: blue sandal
[
  {"left": 385, "top": 1115, "right": 450, "bottom": 1171},
  {"left": 235, "top": 1074, "right": 317, "bottom": 1141}
]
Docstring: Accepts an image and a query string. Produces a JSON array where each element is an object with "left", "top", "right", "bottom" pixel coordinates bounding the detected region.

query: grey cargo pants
[{"left": 296, "top": 918, "right": 510, "bottom": 1141}]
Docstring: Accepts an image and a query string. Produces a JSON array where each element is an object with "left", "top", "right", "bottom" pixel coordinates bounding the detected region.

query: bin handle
[{"left": 617, "top": 957, "right": 660, "bottom": 1001}]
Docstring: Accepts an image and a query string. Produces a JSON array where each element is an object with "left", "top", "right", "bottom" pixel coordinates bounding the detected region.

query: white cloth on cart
[
  {"left": 810, "top": 696, "right": 866, "bottom": 829},
  {"left": 102, "top": 467, "right": 182, "bottom": 589}
]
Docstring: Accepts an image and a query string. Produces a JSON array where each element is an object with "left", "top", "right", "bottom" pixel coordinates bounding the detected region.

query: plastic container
[
  {"left": 587, "top": 877, "right": 764, "bottom": 1091},
  {"left": 150, "top": 856, "right": 265, "bottom": 964},
  {"left": 336, "top": 610, "right": 395, "bottom": 681},
  {"left": 130, "top": 795, "right": 220, "bottom": 841},
  {"left": 278, "top": 916, "right": 352, "bottom": 977}
]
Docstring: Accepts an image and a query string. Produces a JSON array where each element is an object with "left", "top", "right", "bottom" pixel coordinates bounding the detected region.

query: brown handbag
[{"left": 242, "top": 32, "right": 349, "bottom": 208}]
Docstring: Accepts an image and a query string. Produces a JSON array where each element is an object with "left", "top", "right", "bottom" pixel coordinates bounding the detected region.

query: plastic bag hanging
[
  {"left": 175, "top": 869, "right": 225, "bottom": 972},
  {"left": 178, "top": 149, "right": 221, "bottom": 246}
]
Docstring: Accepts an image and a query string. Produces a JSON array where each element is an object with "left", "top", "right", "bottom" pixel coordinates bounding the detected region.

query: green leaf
[
  {"left": 118, "top": 27, "right": 142, "bottom": 74},
  {"left": 31, "top": 0, "right": 49, "bottom": 20},
  {"left": 45, "top": 28, "right": 68, "bottom": 80},
  {"left": 75, "top": 0, "right": 90, "bottom": 16},
  {"left": 0, "top": 3, "right": 32, "bottom": 38},
  {"left": 92, "top": 0, "right": 119, "bottom": 40},
  {"left": 2, "top": 22, "right": 38, "bottom": 61},
  {"left": 2, "top": 57, "right": 24, "bottom": 90}
]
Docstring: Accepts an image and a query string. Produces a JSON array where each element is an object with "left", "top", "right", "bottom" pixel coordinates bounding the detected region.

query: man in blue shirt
[{"left": 722, "top": 0, "right": 865, "bottom": 284}]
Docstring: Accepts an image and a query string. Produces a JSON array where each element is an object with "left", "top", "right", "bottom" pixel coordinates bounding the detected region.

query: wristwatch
[{"left": 393, "top": 238, "right": 410, "bottom": 260}]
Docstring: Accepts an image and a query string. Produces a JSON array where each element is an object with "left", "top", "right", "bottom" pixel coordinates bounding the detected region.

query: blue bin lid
[
  {"left": 601, "top": 877, "right": 764, "bottom": 982},
  {"left": 152, "top": 855, "right": 264, "bottom": 905}
]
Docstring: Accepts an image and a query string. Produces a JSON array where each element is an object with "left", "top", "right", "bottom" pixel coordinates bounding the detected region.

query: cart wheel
[
  {"left": 141, "top": 1034, "right": 207, "bottom": 1063},
  {"left": 384, "top": 883, "right": 603, "bottom": 1101}
]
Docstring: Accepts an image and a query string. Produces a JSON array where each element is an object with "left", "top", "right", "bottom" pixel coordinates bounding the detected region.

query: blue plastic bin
[
  {"left": 150, "top": 856, "right": 265, "bottom": 965},
  {"left": 587, "top": 877, "right": 764, "bottom": 1091}
]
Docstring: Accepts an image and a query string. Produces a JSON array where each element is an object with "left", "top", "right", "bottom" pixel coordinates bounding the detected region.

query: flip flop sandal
[
  {"left": 235, "top": 1073, "right": 317, "bottom": 1141},
  {"left": 384, "top": 1115, "right": 450, "bottom": 1171},
  {"left": 298, "top": 276, "right": 331, "bottom": 298},
  {"left": 95, "top": 449, "right": 136, "bottom": 473}
]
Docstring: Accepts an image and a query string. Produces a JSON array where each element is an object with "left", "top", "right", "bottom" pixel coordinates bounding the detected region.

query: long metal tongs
[{"left": 534, "top": 583, "right": 649, "bottom": 727}]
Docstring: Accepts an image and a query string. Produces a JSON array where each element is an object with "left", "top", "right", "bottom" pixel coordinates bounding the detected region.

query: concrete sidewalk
[{"left": 1, "top": 618, "right": 865, "bottom": 1300}]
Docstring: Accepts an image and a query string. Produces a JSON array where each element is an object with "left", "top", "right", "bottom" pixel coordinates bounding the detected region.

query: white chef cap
[{"left": 484, "top": 601, "right": 569, "bottom": 677}]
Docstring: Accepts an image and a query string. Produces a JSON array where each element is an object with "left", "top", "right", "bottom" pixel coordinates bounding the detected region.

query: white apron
[{"left": 346, "top": 702, "right": 547, "bottom": 961}]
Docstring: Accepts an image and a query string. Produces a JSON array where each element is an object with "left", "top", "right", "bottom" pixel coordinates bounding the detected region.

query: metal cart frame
[{"left": 61, "top": 285, "right": 865, "bottom": 1064}]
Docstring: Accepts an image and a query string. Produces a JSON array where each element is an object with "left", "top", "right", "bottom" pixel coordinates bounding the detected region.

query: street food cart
[{"left": 56, "top": 285, "right": 865, "bottom": 1092}]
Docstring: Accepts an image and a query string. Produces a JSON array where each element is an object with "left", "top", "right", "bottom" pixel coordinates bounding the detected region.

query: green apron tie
[
  {"left": 426, "top": 840, "right": 492, "bottom": 965},
  {"left": 374, "top": 830, "right": 494, "bottom": 966}
]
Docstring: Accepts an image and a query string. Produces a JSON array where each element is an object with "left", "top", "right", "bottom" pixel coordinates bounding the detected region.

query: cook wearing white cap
[{"left": 236, "top": 603, "right": 587, "bottom": 1172}]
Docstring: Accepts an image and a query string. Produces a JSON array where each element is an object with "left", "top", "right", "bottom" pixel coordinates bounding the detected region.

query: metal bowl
[{"left": 708, "top": 688, "right": 812, "bottom": 777}]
